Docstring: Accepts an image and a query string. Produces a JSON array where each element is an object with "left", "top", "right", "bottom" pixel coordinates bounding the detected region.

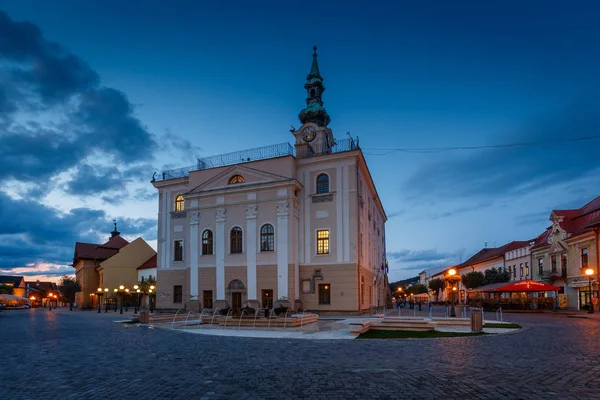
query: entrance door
[
  {"left": 262, "top": 289, "right": 273, "bottom": 309},
  {"left": 231, "top": 292, "right": 242, "bottom": 309}
]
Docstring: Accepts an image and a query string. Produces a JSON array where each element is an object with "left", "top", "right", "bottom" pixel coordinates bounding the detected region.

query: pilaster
[
  {"left": 276, "top": 201, "right": 289, "bottom": 302},
  {"left": 215, "top": 208, "right": 226, "bottom": 301},
  {"left": 245, "top": 205, "right": 258, "bottom": 307},
  {"left": 188, "top": 212, "right": 199, "bottom": 306}
]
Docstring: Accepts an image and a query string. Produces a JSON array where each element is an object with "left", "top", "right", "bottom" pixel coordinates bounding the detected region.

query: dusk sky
[{"left": 1, "top": 1, "right": 599, "bottom": 282}]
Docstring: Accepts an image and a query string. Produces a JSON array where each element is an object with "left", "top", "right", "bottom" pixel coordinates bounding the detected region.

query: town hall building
[{"left": 152, "top": 48, "right": 388, "bottom": 314}]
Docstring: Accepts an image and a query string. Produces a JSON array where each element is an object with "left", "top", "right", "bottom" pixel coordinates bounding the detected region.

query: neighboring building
[
  {"left": 531, "top": 196, "right": 600, "bottom": 310},
  {"left": 152, "top": 48, "right": 388, "bottom": 314},
  {"left": 25, "top": 280, "right": 59, "bottom": 306},
  {"left": 72, "top": 223, "right": 156, "bottom": 309},
  {"left": 0, "top": 275, "right": 26, "bottom": 297},
  {"left": 137, "top": 254, "right": 157, "bottom": 282}
]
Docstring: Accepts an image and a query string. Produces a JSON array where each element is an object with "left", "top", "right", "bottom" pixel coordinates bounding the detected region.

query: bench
[{"left": 348, "top": 321, "right": 372, "bottom": 336}]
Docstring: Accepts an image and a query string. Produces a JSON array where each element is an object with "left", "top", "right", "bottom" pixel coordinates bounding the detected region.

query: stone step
[{"left": 371, "top": 324, "right": 434, "bottom": 331}]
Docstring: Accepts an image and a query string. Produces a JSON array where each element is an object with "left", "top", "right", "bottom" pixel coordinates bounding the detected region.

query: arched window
[
  {"left": 260, "top": 224, "right": 274, "bottom": 252},
  {"left": 316, "top": 174, "right": 329, "bottom": 194},
  {"left": 230, "top": 227, "right": 243, "bottom": 254},
  {"left": 202, "top": 230, "right": 213, "bottom": 255},
  {"left": 228, "top": 175, "right": 245, "bottom": 184},
  {"left": 174, "top": 195, "right": 185, "bottom": 211}
]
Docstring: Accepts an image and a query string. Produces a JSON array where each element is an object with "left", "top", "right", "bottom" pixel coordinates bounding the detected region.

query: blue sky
[{"left": 1, "top": 0, "right": 599, "bottom": 281}]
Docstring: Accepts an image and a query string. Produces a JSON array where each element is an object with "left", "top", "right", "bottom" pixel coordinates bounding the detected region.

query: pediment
[
  {"left": 187, "top": 164, "right": 293, "bottom": 193},
  {"left": 549, "top": 241, "right": 567, "bottom": 255}
]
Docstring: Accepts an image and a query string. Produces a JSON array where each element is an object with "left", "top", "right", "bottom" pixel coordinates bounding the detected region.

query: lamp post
[
  {"left": 104, "top": 288, "right": 109, "bottom": 312},
  {"left": 149, "top": 285, "right": 155, "bottom": 312},
  {"left": 133, "top": 285, "right": 140, "bottom": 313},
  {"left": 448, "top": 268, "right": 457, "bottom": 317},
  {"left": 113, "top": 288, "right": 118, "bottom": 312},
  {"left": 119, "top": 285, "right": 125, "bottom": 314},
  {"left": 96, "top": 288, "right": 103, "bottom": 313},
  {"left": 47, "top": 292, "right": 53, "bottom": 311},
  {"left": 585, "top": 268, "right": 595, "bottom": 314}
]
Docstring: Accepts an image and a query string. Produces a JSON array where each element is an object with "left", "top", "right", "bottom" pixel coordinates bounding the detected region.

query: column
[
  {"left": 277, "top": 201, "right": 289, "bottom": 303},
  {"left": 215, "top": 208, "right": 226, "bottom": 301},
  {"left": 245, "top": 205, "right": 259, "bottom": 308},
  {"left": 188, "top": 211, "right": 200, "bottom": 312}
]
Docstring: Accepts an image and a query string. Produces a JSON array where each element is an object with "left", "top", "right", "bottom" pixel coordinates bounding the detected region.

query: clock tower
[{"left": 293, "top": 46, "right": 334, "bottom": 158}]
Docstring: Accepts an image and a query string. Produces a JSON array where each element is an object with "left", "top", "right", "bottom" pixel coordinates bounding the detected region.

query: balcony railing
[
  {"left": 296, "top": 137, "right": 358, "bottom": 159},
  {"left": 154, "top": 138, "right": 358, "bottom": 182}
]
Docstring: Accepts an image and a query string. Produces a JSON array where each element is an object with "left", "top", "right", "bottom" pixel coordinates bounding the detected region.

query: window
[
  {"left": 230, "top": 227, "right": 243, "bottom": 254},
  {"left": 318, "top": 284, "right": 331, "bottom": 305},
  {"left": 316, "top": 173, "right": 329, "bottom": 194},
  {"left": 173, "top": 285, "right": 183, "bottom": 303},
  {"left": 260, "top": 224, "right": 275, "bottom": 252},
  {"left": 520, "top": 264, "right": 523, "bottom": 278},
  {"left": 316, "top": 229, "right": 329, "bottom": 255},
  {"left": 174, "top": 195, "right": 184, "bottom": 211},
  {"left": 203, "top": 290, "right": 213, "bottom": 309},
  {"left": 202, "top": 230, "right": 213, "bottom": 255},
  {"left": 551, "top": 255, "right": 557, "bottom": 273},
  {"left": 525, "top": 262, "right": 529, "bottom": 277},
  {"left": 538, "top": 258, "right": 543, "bottom": 275},
  {"left": 228, "top": 174, "right": 245, "bottom": 184},
  {"left": 581, "top": 248, "right": 589, "bottom": 268},
  {"left": 174, "top": 240, "right": 184, "bottom": 261},
  {"left": 513, "top": 266, "right": 516, "bottom": 279},
  {"left": 261, "top": 289, "right": 273, "bottom": 309},
  {"left": 561, "top": 254, "right": 568, "bottom": 274}
]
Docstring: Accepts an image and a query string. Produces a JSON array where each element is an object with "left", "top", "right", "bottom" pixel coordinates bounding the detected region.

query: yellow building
[{"left": 72, "top": 223, "right": 156, "bottom": 309}]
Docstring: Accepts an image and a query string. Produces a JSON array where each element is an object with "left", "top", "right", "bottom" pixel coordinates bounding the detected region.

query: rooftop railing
[{"left": 154, "top": 138, "right": 358, "bottom": 182}]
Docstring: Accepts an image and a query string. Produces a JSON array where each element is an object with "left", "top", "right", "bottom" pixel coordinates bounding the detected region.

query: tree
[
  {"left": 428, "top": 278, "right": 444, "bottom": 302},
  {"left": 0, "top": 284, "right": 14, "bottom": 295},
  {"left": 461, "top": 271, "right": 486, "bottom": 289},
  {"left": 58, "top": 276, "right": 81, "bottom": 311},
  {"left": 484, "top": 267, "right": 510, "bottom": 284},
  {"left": 405, "top": 284, "right": 428, "bottom": 295},
  {"left": 137, "top": 275, "right": 157, "bottom": 311}
]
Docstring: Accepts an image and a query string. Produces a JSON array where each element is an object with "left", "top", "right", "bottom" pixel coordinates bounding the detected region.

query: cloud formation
[
  {"left": 403, "top": 95, "right": 600, "bottom": 204},
  {"left": 0, "top": 11, "right": 158, "bottom": 274},
  {"left": 388, "top": 249, "right": 466, "bottom": 271}
]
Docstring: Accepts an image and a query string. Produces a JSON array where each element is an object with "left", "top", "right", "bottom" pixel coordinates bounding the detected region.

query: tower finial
[
  {"left": 313, "top": 45, "right": 317, "bottom": 54},
  {"left": 111, "top": 219, "right": 120, "bottom": 238},
  {"left": 298, "top": 46, "right": 330, "bottom": 126}
]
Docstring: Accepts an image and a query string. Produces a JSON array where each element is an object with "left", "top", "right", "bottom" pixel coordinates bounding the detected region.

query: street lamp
[
  {"left": 96, "top": 288, "right": 103, "bottom": 313},
  {"left": 104, "top": 288, "right": 109, "bottom": 312},
  {"left": 149, "top": 285, "right": 155, "bottom": 312},
  {"left": 133, "top": 285, "right": 140, "bottom": 313},
  {"left": 585, "top": 268, "right": 595, "bottom": 314},
  {"left": 114, "top": 288, "right": 118, "bottom": 313},
  {"left": 448, "top": 268, "right": 457, "bottom": 317},
  {"left": 47, "top": 292, "right": 53, "bottom": 311}
]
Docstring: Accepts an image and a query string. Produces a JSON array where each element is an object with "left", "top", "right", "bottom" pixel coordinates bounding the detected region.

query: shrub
[
  {"left": 274, "top": 306, "right": 289, "bottom": 316},
  {"left": 240, "top": 306, "right": 255, "bottom": 316}
]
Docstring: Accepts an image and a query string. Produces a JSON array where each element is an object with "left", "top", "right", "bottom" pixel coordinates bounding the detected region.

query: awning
[
  {"left": 0, "top": 294, "right": 30, "bottom": 301},
  {"left": 468, "top": 280, "right": 561, "bottom": 293}
]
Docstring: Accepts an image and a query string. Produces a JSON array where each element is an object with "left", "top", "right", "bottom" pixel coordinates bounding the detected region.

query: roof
[
  {"left": 137, "top": 254, "right": 157, "bottom": 270},
  {"left": 73, "top": 235, "right": 130, "bottom": 266},
  {"left": 462, "top": 241, "right": 531, "bottom": 267},
  {"left": 0, "top": 276, "right": 25, "bottom": 287},
  {"left": 25, "top": 281, "right": 58, "bottom": 291},
  {"left": 532, "top": 195, "right": 600, "bottom": 250}
]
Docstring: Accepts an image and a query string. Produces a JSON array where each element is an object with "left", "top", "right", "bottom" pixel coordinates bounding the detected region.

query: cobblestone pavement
[{"left": 1, "top": 308, "right": 600, "bottom": 399}]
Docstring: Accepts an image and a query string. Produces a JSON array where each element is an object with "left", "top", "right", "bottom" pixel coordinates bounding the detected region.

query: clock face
[{"left": 301, "top": 126, "right": 316, "bottom": 142}]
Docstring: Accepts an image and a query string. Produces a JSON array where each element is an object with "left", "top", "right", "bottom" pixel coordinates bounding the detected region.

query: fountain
[
  {"left": 223, "top": 308, "right": 233, "bottom": 329},
  {"left": 209, "top": 307, "right": 221, "bottom": 328},
  {"left": 183, "top": 310, "right": 194, "bottom": 328},
  {"left": 267, "top": 307, "right": 276, "bottom": 329},
  {"left": 196, "top": 308, "right": 210, "bottom": 328},
  {"left": 171, "top": 308, "right": 183, "bottom": 330},
  {"left": 237, "top": 308, "right": 248, "bottom": 330}
]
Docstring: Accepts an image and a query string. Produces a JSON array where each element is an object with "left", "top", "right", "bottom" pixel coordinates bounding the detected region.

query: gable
[
  {"left": 549, "top": 241, "right": 567, "bottom": 254},
  {"left": 187, "top": 164, "right": 295, "bottom": 194},
  {"left": 99, "top": 238, "right": 156, "bottom": 270}
]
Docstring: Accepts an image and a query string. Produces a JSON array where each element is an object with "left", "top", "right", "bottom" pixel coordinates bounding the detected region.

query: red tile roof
[
  {"left": 25, "top": 281, "right": 58, "bottom": 292},
  {"left": 73, "top": 235, "right": 130, "bottom": 266},
  {"left": 137, "top": 254, "right": 157, "bottom": 270},
  {"left": 532, "top": 195, "right": 600, "bottom": 250},
  {"left": 461, "top": 241, "right": 531, "bottom": 267}
]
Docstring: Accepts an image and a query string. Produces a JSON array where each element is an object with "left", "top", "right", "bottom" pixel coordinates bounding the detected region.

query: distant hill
[{"left": 389, "top": 276, "right": 419, "bottom": 290}]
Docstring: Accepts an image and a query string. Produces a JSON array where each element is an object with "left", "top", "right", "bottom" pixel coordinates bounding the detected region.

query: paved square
[{"left": 1, "top": 309, "right": 599, "bottom": 399}]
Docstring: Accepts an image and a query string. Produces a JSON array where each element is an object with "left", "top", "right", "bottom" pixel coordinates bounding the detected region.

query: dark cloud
[
  {"left": 64, "top": 164, "right": 124, "bottom": 196},
  {"left": 403, "top": 94, "right": 600, "bottom": 204},
  {"left": 0, "top": 191, "right": 156, "bottom": 269},
  {"left": 0, "top": 11, "right": 156, "bottom": 195},
  {"left": 161, "top": 129, "right": 203, "bottom": 164},
  {"left": 388, "top": 249, "right": 466, "bottom": 273}
]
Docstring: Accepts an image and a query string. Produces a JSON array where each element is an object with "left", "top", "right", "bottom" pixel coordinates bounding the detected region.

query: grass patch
[
  {"left": 357, "top": 330, "right": 487, "bottom": 339},
  {"left": 484, "top": 323, "right": 521, "bottom": 329}
]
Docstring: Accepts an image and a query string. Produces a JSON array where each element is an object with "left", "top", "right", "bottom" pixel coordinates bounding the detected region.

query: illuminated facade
[{"left": 152, "top": 48, "right": 388, "bottom": 314}]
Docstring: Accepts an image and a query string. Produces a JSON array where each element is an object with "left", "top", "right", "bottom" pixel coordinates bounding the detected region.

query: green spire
[
  {"left": 299, "top": 46, "right": 330, "bottom": 126},
  {"left": 307, "top": 46, "right": 321, "bottom": 80}
]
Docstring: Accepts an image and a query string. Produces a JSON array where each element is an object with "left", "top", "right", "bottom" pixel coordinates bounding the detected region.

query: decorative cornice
[
  {"left": 188, "top": 212, "right": 199, "bottom": 225},
  {"left": 245, "top": 205, "right": 258, "bottom": 219},
  {"left": 276, "top": 201, "right": 290, "bottom": 216},
  {"left": 215, "top": 208, "right": 226, "bottom": 223}
]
